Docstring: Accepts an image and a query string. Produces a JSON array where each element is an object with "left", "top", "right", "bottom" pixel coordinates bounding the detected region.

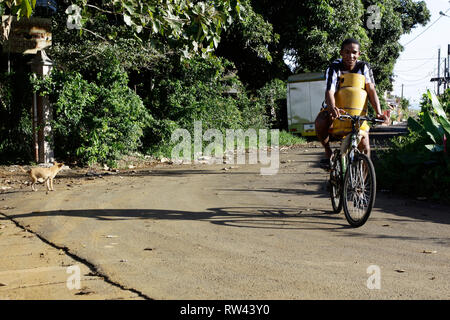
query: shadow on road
[
  {"left": 1, "top": 205, "right": 352, "bottom": 230},
  {"left": 372, "top": 193, "right": 450, "bottom": 226},
  {"left": 57, "top": 168, "right": 259, "bottom": 180},
  {"left": 3, "top": 206, "right": 450, "bottom": 244}
]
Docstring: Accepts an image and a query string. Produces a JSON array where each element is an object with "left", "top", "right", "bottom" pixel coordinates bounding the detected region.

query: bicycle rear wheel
[
  {"left": 329, "top": 150, "right": 343, "bottom": 213},
  {"left": 343, "top": 152, "right": 376, "bottom": 227}
]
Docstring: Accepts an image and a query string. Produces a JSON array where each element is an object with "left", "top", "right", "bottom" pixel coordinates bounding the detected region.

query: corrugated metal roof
[{"left": 288, "top": 72, "right": 325, "bottom": 83}]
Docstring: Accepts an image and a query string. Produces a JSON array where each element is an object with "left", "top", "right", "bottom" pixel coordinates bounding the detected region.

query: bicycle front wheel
[{"left": 343, "top": 152, "right": 376, "bottom": 227}]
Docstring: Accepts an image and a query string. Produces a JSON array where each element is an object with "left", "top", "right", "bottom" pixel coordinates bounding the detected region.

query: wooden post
[{"left": 29, "top": 50, "right": 53, "bottom": 163}]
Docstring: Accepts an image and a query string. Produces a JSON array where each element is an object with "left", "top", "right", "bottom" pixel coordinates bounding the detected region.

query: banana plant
[{"left": 408, "top": 90, "right": 449, "bottom": 154}]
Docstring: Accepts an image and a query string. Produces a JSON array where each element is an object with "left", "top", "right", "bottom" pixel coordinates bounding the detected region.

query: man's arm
[
  {"left": 365, "top": 83, "right": 382, "bottom": 115},
  {"left": 325, "top": 90, "right": 335, "bottom": 111},
  {"left": 325, "top": 66, "right": 341, "bottom": 119},
  {"left": 365, "top": 83, "right": 388, "bottom": 122},
  {"left": 325, "top": 90, "right": 345, "bottom": 118}
]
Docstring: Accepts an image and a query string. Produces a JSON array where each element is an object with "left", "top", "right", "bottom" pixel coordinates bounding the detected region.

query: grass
[
  {"left": 146, "top": 130, "right": 307, "bottom": 161},
  {"left": 278, "top": 130, "right": 307, "bottom": 146}
]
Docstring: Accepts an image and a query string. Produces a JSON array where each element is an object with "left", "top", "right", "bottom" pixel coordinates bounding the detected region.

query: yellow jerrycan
[{"left": 330, "top": 73, "right": 369, "bottom": 136}]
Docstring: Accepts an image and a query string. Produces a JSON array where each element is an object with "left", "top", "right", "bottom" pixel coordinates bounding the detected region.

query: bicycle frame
[{"left": 338, "top": 115, "right": 365, "bottom": 176}]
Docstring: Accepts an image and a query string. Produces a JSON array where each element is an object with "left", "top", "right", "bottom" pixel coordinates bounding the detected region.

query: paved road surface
[{"left": 1, "top": 146, "right": 449, "bottom": 299}]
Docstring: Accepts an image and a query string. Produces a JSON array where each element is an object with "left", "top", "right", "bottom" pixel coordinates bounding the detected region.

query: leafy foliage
[
  {"left": 255, "top": 78, "right": 287, "bottom": 129},
  {"left": 102, "top": 0, "right": 241, "bottom": 58},
  {"left": 143, "top": 56, "right": 271, "bottom": 155},
  {"left": 2, "top": 0, "right": 243, "bottom": 58},
  {"left": 2, "top": 0, "right": 431, "bottom": 167},
  {"left": 420, "top": 88, "right": 450, "bottom": 116},
  {"left": 0, "top": 71, "right": 33, "bottom": 163},
  {"left": 362, "top": 0, "right": 430, "bottom": 94},
  {"left": 0, "top": 0, "right": 35, "bottom": 18},
  {"left": 31, "top": 55, "right": 151, "bottom": 166},
  {"left": 48, "top": 6, "right": 166, "bottom": 75},
  {"left": 375, "top": 90, "right": 450, "bottom": 201},
  {"left": 218, "top": 0, "right": 429, "bottom": 95},
  {"left": 215, "top": 0, "right": 279, "bottom": 89}
]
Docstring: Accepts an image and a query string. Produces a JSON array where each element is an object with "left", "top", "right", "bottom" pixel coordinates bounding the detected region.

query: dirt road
[{"left": 1, "top": 146, "right": 449, "bottom": 299}]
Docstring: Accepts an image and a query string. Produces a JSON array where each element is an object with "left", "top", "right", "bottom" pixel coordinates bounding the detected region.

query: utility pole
[
  {"left": 438, "top": 48, "right": 441, "bottom": 95},
  {"left": 445, "top": 58, "right": 448, "bottom": 90},
  {"left": 448, "top": 44, "right": 450, "bottom": 90},
  {"left": 431, "top": 47, "right": 448, "bottom": 95}
]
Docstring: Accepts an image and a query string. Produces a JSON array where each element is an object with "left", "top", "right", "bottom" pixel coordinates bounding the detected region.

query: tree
[
  {"left": 0, "top": 0, "right": 242, "bottom": 58},
  {"left": 0, "top": 0, "right": 35, "bottom": 18},
  {"left": 400, "top": 97, "right": 410, "bottom": 110},
  {"left": 362, "top": 0, "right": 430, "bottom": 93},
  {"left": 217, "top": 0, "right": 430, "bottom": 96},
  {"left": 215, "top": 0, "right": 281, "bottom": 90},
  {"left": 3, "top": 0, "right": 430, "bottom": 95},
  {"left": 221, "top": 0, "right": 370, "bottom": 90}
]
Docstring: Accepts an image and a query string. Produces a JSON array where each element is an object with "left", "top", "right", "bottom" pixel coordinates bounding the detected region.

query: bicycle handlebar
[{"left": 337, "top": 114, "right": 385, "bottom": 123}]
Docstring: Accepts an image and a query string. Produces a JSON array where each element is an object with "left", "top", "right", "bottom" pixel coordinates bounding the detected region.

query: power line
[
  {"left": 393, "top": 63, "right": 441, "bottom": 84},
  {"left": 396, "top": 77, "right": 433, "bottom": 85},
  {"left": 394, "top": 58, "right": 445, "bottom": 75},
  {"left": 397, "top": 57, "right": 436, "bottom": 61},
  {"left": 402, "top": 7, "right": 450, "bottom": 47},
  {"left": 394, "top": 59, "right": 435, "bottom": 73},
  {"left": 395, "top": 76, "right": 433, "bottom": 84}
]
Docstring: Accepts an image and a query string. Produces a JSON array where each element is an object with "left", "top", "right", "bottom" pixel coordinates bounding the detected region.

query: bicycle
[{"left": 328, "top": 114, "right": 384, "bottom": 227}]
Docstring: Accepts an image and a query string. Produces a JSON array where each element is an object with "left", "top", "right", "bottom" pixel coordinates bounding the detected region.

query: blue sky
[{"left": 392, "top": 0, "right": 450, "bottom": 109}]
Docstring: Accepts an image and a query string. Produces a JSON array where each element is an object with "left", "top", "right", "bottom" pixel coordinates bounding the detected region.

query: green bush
[
  {"left": 141, "top": 57, "right": 301, "bottom": 159},
  {"left": 142, "top": 56, "right": 271, "bottom": 155},
  {"left": 0, "top": 71, "right": 33, "bottom": 164},
  {"left": 375, "top": 134, "right": 450, "bottom": 200},
  {"left": 25, "top": 53, "right": 284, "bottom": 165},
  {"left": 420, "top": 88, "right": 450, "bottom": 116},
  {"left": 375, "top": 90, "right": 450, "bottom": 201},
  {"left": 256, "top": 78, "right": 287, "bottom": 127},
  {"left": 31, "top": 59, "right": 151, "bottom": 166}
]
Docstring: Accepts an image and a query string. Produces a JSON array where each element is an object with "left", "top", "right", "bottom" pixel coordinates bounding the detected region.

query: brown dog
[{"left": 19, "top": 161, "right": 65, "bottom": 192}]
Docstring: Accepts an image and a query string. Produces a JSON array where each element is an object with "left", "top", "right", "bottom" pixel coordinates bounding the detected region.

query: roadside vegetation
[
  {"left": 0, "top": 1, "right": 430, "bottom": 167},
  {"left": 375, "top": 89, "right": 450, "bottom": 202}
]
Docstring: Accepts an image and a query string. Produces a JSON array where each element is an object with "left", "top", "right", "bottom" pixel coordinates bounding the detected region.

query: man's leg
[
  {"left": 315, "top": 110, "right": 333, "bottom": 159},
  {"left": 358, "top": 130, "right": 370, "bottom": 159}
]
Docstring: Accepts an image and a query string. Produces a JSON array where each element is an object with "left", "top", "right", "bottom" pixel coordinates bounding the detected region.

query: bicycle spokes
[
  {"left": 343, "top": 154, "right": 376, "bottom": 227},
  {"left": 347, "top": 160, "right": 369, "bottom": 211}
]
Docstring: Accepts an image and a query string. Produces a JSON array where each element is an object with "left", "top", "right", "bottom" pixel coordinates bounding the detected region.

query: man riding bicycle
[{"left": 315, "top": 38, "right": 388, "bottom": 170}]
